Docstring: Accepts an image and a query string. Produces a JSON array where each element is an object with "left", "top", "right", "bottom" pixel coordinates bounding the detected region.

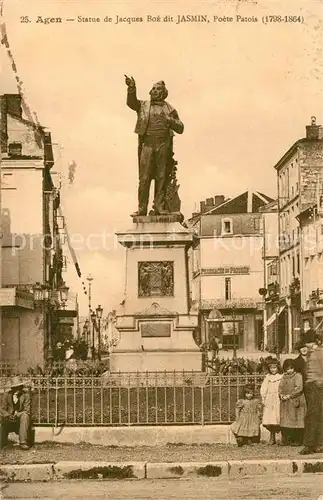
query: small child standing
[
  {"left": 260, "top": 358, "right": 282, "bottom": 445},
  {"left": 231, "top": 384, "right": 263, "bottom": 446}
]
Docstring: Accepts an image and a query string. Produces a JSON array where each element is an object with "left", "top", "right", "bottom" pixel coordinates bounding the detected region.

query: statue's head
[{"left": 149, "top": 81, "right": 168, "bottom": 102}]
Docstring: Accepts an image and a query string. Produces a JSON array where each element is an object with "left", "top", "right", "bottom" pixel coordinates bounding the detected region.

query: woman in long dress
[
  {"left": 279, "top": 358, "right": 306, "bottom": 446},
  {"left": 260, "top": 358, "right": 282, "bottom": 444}
]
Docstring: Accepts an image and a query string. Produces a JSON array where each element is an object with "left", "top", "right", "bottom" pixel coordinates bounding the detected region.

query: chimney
[
  {"left": 4, "top": 94, "right": 22, "bottom": 119},
  {"left": 214, "top": 195, "right": 225, "bottom": 207},
  {"left": 306, "top": 116, "right": 323, "bottom": 140},
  {"left": 205, "top": 197, "right": 214, "bottom": 207},
  {"left": 200, "top": 201, "right": 206, "bottom": 213}
]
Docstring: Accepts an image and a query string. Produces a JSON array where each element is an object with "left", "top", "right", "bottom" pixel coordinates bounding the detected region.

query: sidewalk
[
  {"left": 2, "top": 442, "right": 322, "bottom": 464},
  {"left": 0, "top": 443, "right": 322, "bottom": 481}
]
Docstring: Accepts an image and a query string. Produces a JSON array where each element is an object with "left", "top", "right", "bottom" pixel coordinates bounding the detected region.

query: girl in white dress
[{"left": 260, "top": 358, "right": 282, "bottom": 445}]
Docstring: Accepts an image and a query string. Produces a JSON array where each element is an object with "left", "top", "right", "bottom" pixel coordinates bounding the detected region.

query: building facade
[
  {"left": 298, "top": 203, "right": 323, "bottom": 334},
  {"left": 189, "top": 190, "right": 274, "bottom": 354},
  {"left": 259, "top": 201, "right": 280, "bottom": 353},
  {"left": 274, "top": 117, "right": 323, "bottom": 351},
  {"left": 0, "top": 93, "right": 75, "bottom": 368}
]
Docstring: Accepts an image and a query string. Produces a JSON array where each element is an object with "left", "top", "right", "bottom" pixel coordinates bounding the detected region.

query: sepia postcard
[{"left": 0, "top": 0, "right": 322, "bottom": 498}]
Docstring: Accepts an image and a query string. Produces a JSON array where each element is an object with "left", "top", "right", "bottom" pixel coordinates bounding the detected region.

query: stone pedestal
[{"left": 111, "top": 215, "right": 201, "bottom": 372}]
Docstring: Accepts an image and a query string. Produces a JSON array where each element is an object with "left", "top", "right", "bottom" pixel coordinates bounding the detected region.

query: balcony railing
[{"left": 201, "top": 298, "right": 259, "bottom": 309}]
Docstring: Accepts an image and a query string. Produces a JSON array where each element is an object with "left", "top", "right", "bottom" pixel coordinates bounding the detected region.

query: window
[
  {"left": 287, "top": 255, "right": 291, "bottom": 283},
  {"left": 292, "top": 256, "right": 295, "bottom": 277},
  {"left": 8, "top": 142, "right": 22, "bottom": 156},
  {"left": 221, "top": 218, "right": 233, "bottom": 235},
  {"left": 269, "top": 261, "right": 278, "bottom": 278},
  {"left": 297, "top": 253, "right": 300, "bottom": 274},
  {"left": 225, "top": 277, "right": 231, "bottom": 300},
  {"left": 221, "top": 321, "right": 241, "bottom": 350},
  {"left": 224, "top": 221, "right": 231, "bottom": 233},
  {"left": 281, "top": 257, "right": 285, "bottom": 289},
  {"left": 285, "top": 211, "right": 290, "bottom": 230},
  {"left": 253, "top": 217, "right": 260, "bottom": 231}
]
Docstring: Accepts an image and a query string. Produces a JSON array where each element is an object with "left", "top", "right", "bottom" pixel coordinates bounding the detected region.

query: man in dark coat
[
  {"left": 293, "top": 342, "right": 308, "bottom": 382},
  {"left": 0, "top": 376, "right": 32, "bottom": 449},
  {"left": 300, "top": 330, "right": 323, "bottom": 454},
  {"left": 125, "top": 76, "right": 184, "bottom": 216}
]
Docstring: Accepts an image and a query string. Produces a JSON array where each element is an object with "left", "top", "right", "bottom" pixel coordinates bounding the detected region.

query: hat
[
  {"left": 282, "top": 358, "right": 296, "bottom": 371},
  {"left": 295, "top": 340, "right": 307, "bottom": 351},
  {"left": 265, "top": 356, "right": 280, "bottom": 366},
  {"left": 303, "top": 329, "right": 317, "bottom": 344},
  {"left": 243, "top": 384, "right": 255, "bottom": 396},
  {"left": 8, "top": 376, "right": 24, "bottom": 390}
]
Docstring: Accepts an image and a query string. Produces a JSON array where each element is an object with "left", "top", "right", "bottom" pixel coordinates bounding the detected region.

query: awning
[
  {"left": 264, "top": 312, "right": 277, "bottom": 328},
  {"left": 315, "top": 317, "right": 323, "bottom": 331},
  {"left": 263, "top": 305, "right": 286, "bottom": 328},
  {"left": 278, "top": 304, "right": 286, "bottom": 315}
]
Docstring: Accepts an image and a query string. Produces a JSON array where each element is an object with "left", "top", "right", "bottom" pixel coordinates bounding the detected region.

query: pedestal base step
[{"left": 110, "top": 350, "right": 202, "bottom": 372}]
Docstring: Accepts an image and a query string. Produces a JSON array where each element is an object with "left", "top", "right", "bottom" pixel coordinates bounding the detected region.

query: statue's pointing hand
[{"left": 124, "top": 75, "right": 136, "bottom": 88}]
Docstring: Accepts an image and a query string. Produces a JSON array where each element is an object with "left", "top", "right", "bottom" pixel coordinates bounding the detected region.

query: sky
[{"left": 0, "top": 0, "right": 322, "bottom": 315}]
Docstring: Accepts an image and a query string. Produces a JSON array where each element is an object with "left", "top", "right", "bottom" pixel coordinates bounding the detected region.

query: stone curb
[
  {"left": 0, "top": 459, "right": 322, "bottom": 482},
  {"left": 146, "top": 459, "right": 323, "bottom": 478},
  {"left": 146, "top": 461, "right": 229, "bottom": 479},
  {"left": 53, "top": 461, "right": 146, "bottom": 480},
  {"left": 0, "top": 464, "right": 55, "bottom": 482}
]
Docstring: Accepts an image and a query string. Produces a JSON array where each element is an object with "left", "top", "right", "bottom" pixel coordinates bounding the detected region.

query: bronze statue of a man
[{"left": 125, "top": 76, "right": 184, "bottom": 216}]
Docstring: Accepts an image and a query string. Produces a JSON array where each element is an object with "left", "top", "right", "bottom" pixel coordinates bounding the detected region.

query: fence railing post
[{"left": 201, "top": 385, "right": 204, "bottom": 426}]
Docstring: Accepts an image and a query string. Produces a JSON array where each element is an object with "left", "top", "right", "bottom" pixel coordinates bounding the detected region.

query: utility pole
[
  {"left": 262, "top": 215, "right": 268, "bottom": 350},
  {"left": 232, "top": 306, "right": 237, "bottom": 359},
  {"left": 86, "top": 275, "right": 93, "bottom": 358},
  {"left": 0, "top": 99, "right": 3, "bottom": 361},
  {"left": 87, "top": 274, "right": 93, "bottom": 314}
]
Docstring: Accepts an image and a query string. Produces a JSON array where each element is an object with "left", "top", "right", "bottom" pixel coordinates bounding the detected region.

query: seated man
[{"left": 0, "top": 376, "right": 32, "bottom": 450}]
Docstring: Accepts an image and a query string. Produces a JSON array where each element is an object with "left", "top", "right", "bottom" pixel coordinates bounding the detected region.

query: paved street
[{"left": 1, "top": 475, "right": 323, "bottom": 500}]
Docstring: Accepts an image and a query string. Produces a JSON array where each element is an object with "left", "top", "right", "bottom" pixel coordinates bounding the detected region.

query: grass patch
[
  {"left": 303, "top": 462, "right": 323, "bottom": 473},
  {"left": 196, "top": 464, "right": 223, "bottom": 477},
  {"left": 167, "top": 466, "right": 184, "bottom": 476},
  {"left": 63, "top": 465, "right": 135, "bottom": 480}
]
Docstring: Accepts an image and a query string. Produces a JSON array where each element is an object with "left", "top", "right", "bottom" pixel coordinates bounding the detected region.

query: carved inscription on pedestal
[
  {"left": 138, "top": 261, "right": 174, "bottom": 297},
  {"left": 141, "top": 323, "right": 171, "bottom": 337}
]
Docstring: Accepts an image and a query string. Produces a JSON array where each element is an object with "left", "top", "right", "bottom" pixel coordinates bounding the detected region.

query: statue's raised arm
[
  {"left": 124, "top": 74, "right": 135, "bottom": 88},
  {"left": 125, "top": 75, "right": 140, "bottom": 112}
]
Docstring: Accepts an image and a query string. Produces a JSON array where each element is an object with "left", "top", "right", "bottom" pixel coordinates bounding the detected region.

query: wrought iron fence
[{"left": 0, "top": 372, "right": 265, "bottom": 426}]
